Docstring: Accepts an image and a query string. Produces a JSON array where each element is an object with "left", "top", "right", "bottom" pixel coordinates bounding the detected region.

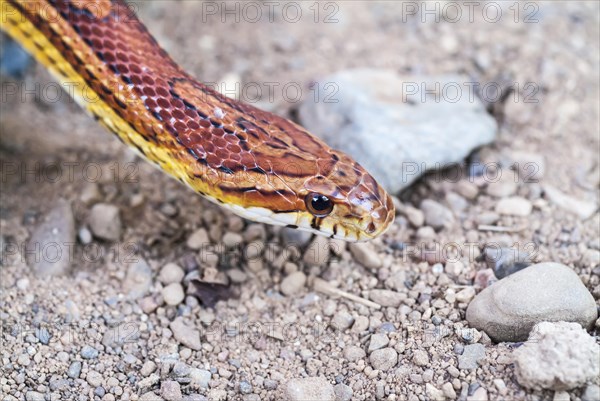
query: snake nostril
[{"left": 366, "top": 222, "right": 376, "bottom": 234}]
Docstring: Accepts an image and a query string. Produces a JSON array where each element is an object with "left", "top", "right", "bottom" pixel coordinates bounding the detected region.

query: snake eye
[{"left": 305, "top": 193, "right": 334, "bottom": 217}]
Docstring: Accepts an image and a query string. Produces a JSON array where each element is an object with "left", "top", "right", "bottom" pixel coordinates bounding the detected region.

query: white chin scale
[{"left": 213, "top": 199, "right": 363, "bottom": 242}]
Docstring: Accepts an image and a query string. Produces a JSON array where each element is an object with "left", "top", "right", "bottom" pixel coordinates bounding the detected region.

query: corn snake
[{"left": 0, "top": 0, "right": 395, "bottom": 241}]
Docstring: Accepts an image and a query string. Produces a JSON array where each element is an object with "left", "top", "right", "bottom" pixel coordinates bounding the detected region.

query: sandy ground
[{"left": 1, "top": 1, "right": 599, "bottom": 401}]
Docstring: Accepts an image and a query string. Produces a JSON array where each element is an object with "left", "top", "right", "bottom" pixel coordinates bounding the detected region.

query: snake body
[{"left": 1, "top": 0, "right": 394, "bottom": 241}]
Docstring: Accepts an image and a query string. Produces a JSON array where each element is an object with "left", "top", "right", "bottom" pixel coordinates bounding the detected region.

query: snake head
[{"left": 295, "top": 154, "right": 395, "bottom": 242}]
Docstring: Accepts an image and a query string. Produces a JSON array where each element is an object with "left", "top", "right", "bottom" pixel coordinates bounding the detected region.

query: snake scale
[{"left": 0, "top": 0, "right": 394, "bottom": 241}]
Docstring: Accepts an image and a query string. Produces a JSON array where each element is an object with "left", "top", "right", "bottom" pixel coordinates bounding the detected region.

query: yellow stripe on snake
[{"left": 0, "top": 0, "right": 394, "bottom": 241}]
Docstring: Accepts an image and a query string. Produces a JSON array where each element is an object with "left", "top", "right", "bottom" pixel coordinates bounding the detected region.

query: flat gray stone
[
  {"left": 466, "top": 263, "right": 598, "bottom": 342},
  {"left": 299, "top": 70, "right": 497, "bottom": 193},
  {"left": 284, "top": 377, "right": 335, "bottom": 401},
  {"left": 26, "top": 199, "right": 75, "bottom": 276}
]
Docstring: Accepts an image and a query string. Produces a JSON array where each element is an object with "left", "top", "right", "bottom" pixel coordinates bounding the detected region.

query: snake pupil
[{"left": 306, "top": 193, "right": 334, "bottom": 217}]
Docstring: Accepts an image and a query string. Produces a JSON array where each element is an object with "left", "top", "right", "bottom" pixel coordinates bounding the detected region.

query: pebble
[
  {"left": 281, "top": 227, "right": 313, "bottom": 247},
  {"left": 455, "top": 287, "right": 476, "bottom": 303},
  {"left": 78, "top": 226, "right": 93, "bottom": 244},
  {"left": 173, "top": 361, "right": 191, "bottom": 377},
  {"left": 88, "top": 203, "right": 122, "bottom": 241},
  {"left": 401, "top": 205, "right": 424, "bottom": 227},
  {"left": 369, "top": 347, "right": 398, "bottom": 371},
  {"left": 86, "top": 370, "right": 103, "bottom": 387},
  {"left": 161, "top": 380, "right": 182, "bottom": 401},
  {"left": 298, "top": 70, "right": 497, "bottom": 193},
  {"left": 140, "top": 360, "right": 157, "bottom": 377},
  {"left": 343, "top": 345, "right": 366, "bottom": 362},
  {"left": 284, "top": 377, "right": 335, "bottom": 401},
  {"left": 514, "top": 322, "right": 600, "bottom": 390},
  {"left": 426, "top": 384, "right": 445, "bottom": 401},
  {"left": 484, "top": 246, "right": 532, "bottom": 279},
  {"left": 26, "top": 199, "right": 75, "bottom": 276},
  {"left": 190, "top": 368, "right": 212, "bottom": 388},
  {"left": 352, "top": 316, "right": 370, "bottom": 332},
  {"left": 442, "top": 382, "right": 457, "bottom": 399},
  {"left": 163, "top": 283, "right": 185, "bottom": 306},
  {"left": 80, "top": 182, "right": 102, "bottom": 204},
  {"left": 222, "top": 232, "right": 243, "bottom": 247},
  {"left": 582, "top": 384, "right": 600, "bottom": 401},
  {"left": 543, "top": 184, "right": 597, "bottom": 219},
  {"left": 412, "top": 349, "right": 429, "bottom": 366},
  {"left": 466, "top": 387, "right": 488, "bottom": 401},
  {"left": 170, "top": 317, "right": 202, "bottom": 350},
  {"left": 80, "top": 345, "right": 99, "bottom": 359},
  {"left": 25, "top": 392, "right": 45, "bottom": 401},
  {"left": 368, "top": 333, "right": 389, "bottom": 353},
  {"left": 458, "top": 344, "right": 486, "bottom": 370},
  {"left": 239, "top": 380, "right": 252, "bottom": 394},
  {"left": 485, "top": 177, "right": 517, "bottom": 197},
  {"left": 508, "top": 151, "right": 545, "bottom": 181},
  {"left": 122, "top": 258, "right": 153, "bottom": 300},
  {"left": 331, "top": 311, "right": 355, "bottom": 330},
  {"left": 187, "top": 228, "right": 210, "bottom": 249},
  {"left": 456, "top": 180, "right": 479, "bottom": 199},
  {"left": 67, "top": 361, "right": 82, "bottom": 378},
  {"left": 16, "top": 278, "right": 29, "bottom": 291},
  {"left": 349, "top": 243, "right": 382, "bottom": 269},
  {"left": 280, "top": 271, "right": 307, "bottom": 296},
  {"left": 420, "top": 199, "right": 455, "bottom": 230},
  {"left": 495, "top": 196, "right": 532, "bottom": 216},
  {"left": 333, "top": 383, "right": 353, "bottom": 401},
  {"left": 368, "top": 289, "right": 406, "bottom": 307},
  {"left": 159, "top": 263, "right": 185, "bottom": 284},
  {"left": 466, "top": 263, "right": 598, "bottom": 342},
  {"left": 303, "top": 235, "right": 330, "bottom": 266}
]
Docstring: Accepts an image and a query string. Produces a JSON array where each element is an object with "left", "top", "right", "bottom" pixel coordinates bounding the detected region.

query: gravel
[{"left": 458, "top": 344, "right": 486, "bottom": 370}]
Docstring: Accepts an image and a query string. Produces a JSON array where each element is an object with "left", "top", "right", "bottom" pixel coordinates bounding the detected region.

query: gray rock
[
  {"left": 190, "top": 368, "right": 211, "bottom": 388},
  {"left": 161, "top": 380, "right": 182, "bottom": 401},
  {"left": 466, "top": 263, "right": 598, "bottom": 342},
  {"left": 543, "top": 184, "right": 597, "bottom": 220},
  {"left": 25, "top": 392, "right": 45, "bottom": 401},
  {"left": 368, "top": 289, "right": 406, "bottom": 307},
  {"left": 349, "top": 243, "right": 382, "bottom": 269},
  {"left": 162, "top": 283, "right": 185, "bottom": 306},
  {"left": 88, "top": 203, "right": 121, "bottom": 241},
  {"left": 281, "top": 227, "right": 313, "bottom": 247},
  {"left": 514, "top": 322, "right": 600, "bottom": 391},
  {"left": 284, "top": 377, "right": 335, "bottom": 401},
  {"left": 158, "top": 263, "right": 185, "bottom": 284},
  {"left": 173, "top": 361, "right": 191, "bottom": 377},
  {"left": 420, "top": 199, "right": 455, "bottom": 230},
  {"left": 333, "top": 384, "right": 353, "bottom": 401},
  {"left": 412, "top": 349, "right": 430, "bottom": 367},
  {"left": 458, "top": 344, "right": 486, "bottom": 370},
  {"left": 170, "top": 317, "right": 202, "bottom": 350},
  {"left": 331, "top": 311, "right": 355, "bottom": 331},
  {"left": 484, "top": 247, "right": 533, "bottom": 279},
  {"left": 369, "top": 347, "right": 398, "bottom": 371},
  {"left": 368, "top": 333, "right": 389, "bottom": 353},
  {"left": 582, "top": 384, "right": 600, "bottom": 401},
  {"left": 67, "top": 361, "right": 82, "bottom": 378},
  {"left": 303, "top": 235, "right": 330, "bottom": 266},
  {"left": 122, "top": 258, "right": 153, "bottom": 300},
  {"left": 298, "top": 70, "right": 497, "bottom": 193},
  {"left": 80, "top": 345, "right": 98, "bottom": 359},
  {"left": 280, "top": 271, "right": 307, "bottom": 296},
  {"left": 495, "top": 196, "right": 532, "bottom": 216},
  {"left": 343, "top": 345, "right": 366, "bottom": 362},
  {"left": 26, "top": 199, "right": 75, "bottom": 276},
  {"left": 86, "top": 370, "right": 103, "bottom": 387}
]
